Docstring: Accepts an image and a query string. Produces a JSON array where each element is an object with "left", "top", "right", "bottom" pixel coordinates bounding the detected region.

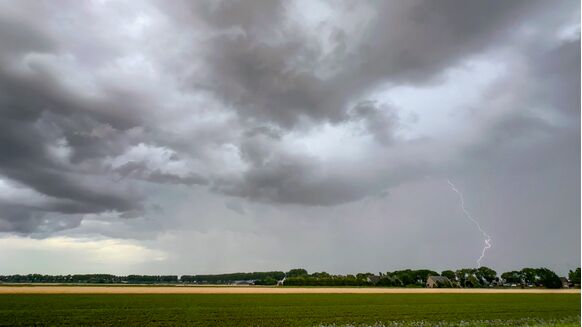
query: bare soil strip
[{"left": 0, "top": 286, "right": 579, "bottom": 294}]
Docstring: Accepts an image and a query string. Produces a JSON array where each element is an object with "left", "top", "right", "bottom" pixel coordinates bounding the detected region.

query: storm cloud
[{"left": 0, "top": 0, "right": 578, "bottom": 275}]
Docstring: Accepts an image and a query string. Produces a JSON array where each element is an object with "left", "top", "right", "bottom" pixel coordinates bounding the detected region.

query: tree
[
  {"left": 376, "top": 276, "right": 399, "bottom": 287},
  {"left": 500, "top": 271, "right": 521, "bottom": 284},
  {"left": 356, "top": 272, "right": 373, "bottom": 280},
  {"left": 520, "top": 268, "right": 538, "bottom": 286},
  {"left": 455, "top": 268, "right": 477, "bottom": 287},
  {"left": 286, "top": 269, "right": 308, "bottom": 278},
  {"left": 475, "top": 266, "right": 497, "bottom": 284},
  {"left": 255, "top": 277, "right": 277, "bottom": 285},
  {"left": 466, "top": 274, "right": 480, "bottom": 288},
  {"left": 389, "top": 269, "right": 438, "bottom": 286},
  {"left": 441, "top": 270, "right": 456, "bottom": 281},
  {"left": 311, "top": 272, "right": 331, "bottom": 278},
  {"left": 536, "top": 268, "right": 561, "bottom": 289},
  {"left": 568, "top": 268, "right": 580, "bottom": 285}
]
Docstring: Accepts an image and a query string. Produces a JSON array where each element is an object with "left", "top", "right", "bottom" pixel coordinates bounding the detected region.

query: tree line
[
  {"left": 0, "top": 272, "right": 285, "bottom": 285},
  {"left": 181, "top": 271, "right": 285, "bottom": 284},
  {"left": 285, "top": 267, "right": 580, "bottom": 289},
  {"left": 0, "top": 274, "right": 180, "bottom": 284},
  {"left": 0, "top": 267, "right": 579, "bottom": 288}
]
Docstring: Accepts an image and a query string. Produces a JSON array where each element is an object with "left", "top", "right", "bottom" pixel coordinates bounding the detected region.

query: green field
[{"left": 0, "top": 294, "right": 579, "bottom": 326}]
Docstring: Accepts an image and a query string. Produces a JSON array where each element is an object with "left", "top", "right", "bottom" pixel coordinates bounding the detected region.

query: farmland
[{"left": 0, "top": 291, "right": 579, "bottom": 326}]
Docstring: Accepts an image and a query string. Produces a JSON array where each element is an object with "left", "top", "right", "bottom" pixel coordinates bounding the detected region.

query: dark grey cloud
[
  {"left": 0, "top": 9, "right": 146, "bottom": 231},
  {"left": 532, "top": 39, "right": 580, "bottom": 117},
  {"left": 0, "top": 131, "right": 135, "bottom": 211},
  {"left": 0, "top": 13, "right": 56, "bottom": 56},
  {"left": 349, "top": 101, "right": 400, "bottom": 145},
  {"left": 0, "top": 205, "right": 82, "bottom": 234},
  {"left": 214, "top": 130, "right": 429, "bottom": 205},
  {"left": 194, "top": 0, "right": 285, "bottom": 32},
  {"left": 177, "top": 0, "right": 548, "bottom": 129},
  {"left": 114, "top": 161, "right": 208, "bottom": 186},
  {"left": 158, "top": 0, "right": 571, "bottom": 208},
  {"left": 462, "top": 35, "right": 580, "bottom": 166}
]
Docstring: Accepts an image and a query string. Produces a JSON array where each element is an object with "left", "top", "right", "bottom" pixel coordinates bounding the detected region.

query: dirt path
[{"left": 0, "top": 286, "right": 579, "bottom": 294}]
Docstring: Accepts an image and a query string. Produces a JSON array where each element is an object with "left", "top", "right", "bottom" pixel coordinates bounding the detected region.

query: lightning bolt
[{"left": 447, "top": 179, "right": 492, "bottom": 268}]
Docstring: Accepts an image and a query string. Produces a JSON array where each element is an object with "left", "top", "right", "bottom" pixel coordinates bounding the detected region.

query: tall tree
[
  {"left": 536, "top": 268, "right": 562, "bottom": 289},
  {"left": 476, "top": 266, "right": 497, "bottom": 284},
  {"left": 500, "top": 271, "right": 521, "bottom": 284},
  {"left": 286, "top": 269, "right": 308, "bottom": 278},
  {"left": 455, "top": 268, "right": 477, "bottom": 287},
  {"left": 520, "top": 268, "right": 538, "bottom": 285},
  {"left": 441, "top": 270, "right": 456, "bottom": 281},
  {"left": 568, "top": 268, "right": 580, "bottom": 285}
]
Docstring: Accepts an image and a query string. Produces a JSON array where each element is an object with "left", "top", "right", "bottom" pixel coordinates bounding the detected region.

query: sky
[{"left": 0, "top": 0, "right": 579, "bottom": 276}]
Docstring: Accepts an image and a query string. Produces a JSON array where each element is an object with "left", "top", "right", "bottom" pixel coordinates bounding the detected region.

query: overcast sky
[{"left": 0, "top": 0, "right": 579, "bottom": 276}]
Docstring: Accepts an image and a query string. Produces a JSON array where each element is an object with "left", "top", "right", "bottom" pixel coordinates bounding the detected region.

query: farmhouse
[
  {"left": 560, "top": 277, "right": 570, "bottom": 288},
  {"left": 426, "top": 276, "right": 452, "bottom": 288},
  {"left": 232, "top": 280, "right": 254, "bottom": 286}
]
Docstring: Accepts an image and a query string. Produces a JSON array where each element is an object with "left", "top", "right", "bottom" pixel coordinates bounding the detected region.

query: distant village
[{"left": 0, "top": 267, "right": 579, "bottom": 289}]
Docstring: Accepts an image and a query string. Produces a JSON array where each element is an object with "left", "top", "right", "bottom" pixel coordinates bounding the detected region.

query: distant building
[
  {"left": 426, "top": 276, "right": 452, "bottom": 288},
  {"left": 560, "top": 277, "right": 570, "bottom": 288},
  {"left": 232, "top": 280, "right": 254, "bottom": 286}
]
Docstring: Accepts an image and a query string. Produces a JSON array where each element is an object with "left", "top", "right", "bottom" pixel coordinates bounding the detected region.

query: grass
[{"left": 0, "top": 293, "right": 578, "bottom": 326}]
